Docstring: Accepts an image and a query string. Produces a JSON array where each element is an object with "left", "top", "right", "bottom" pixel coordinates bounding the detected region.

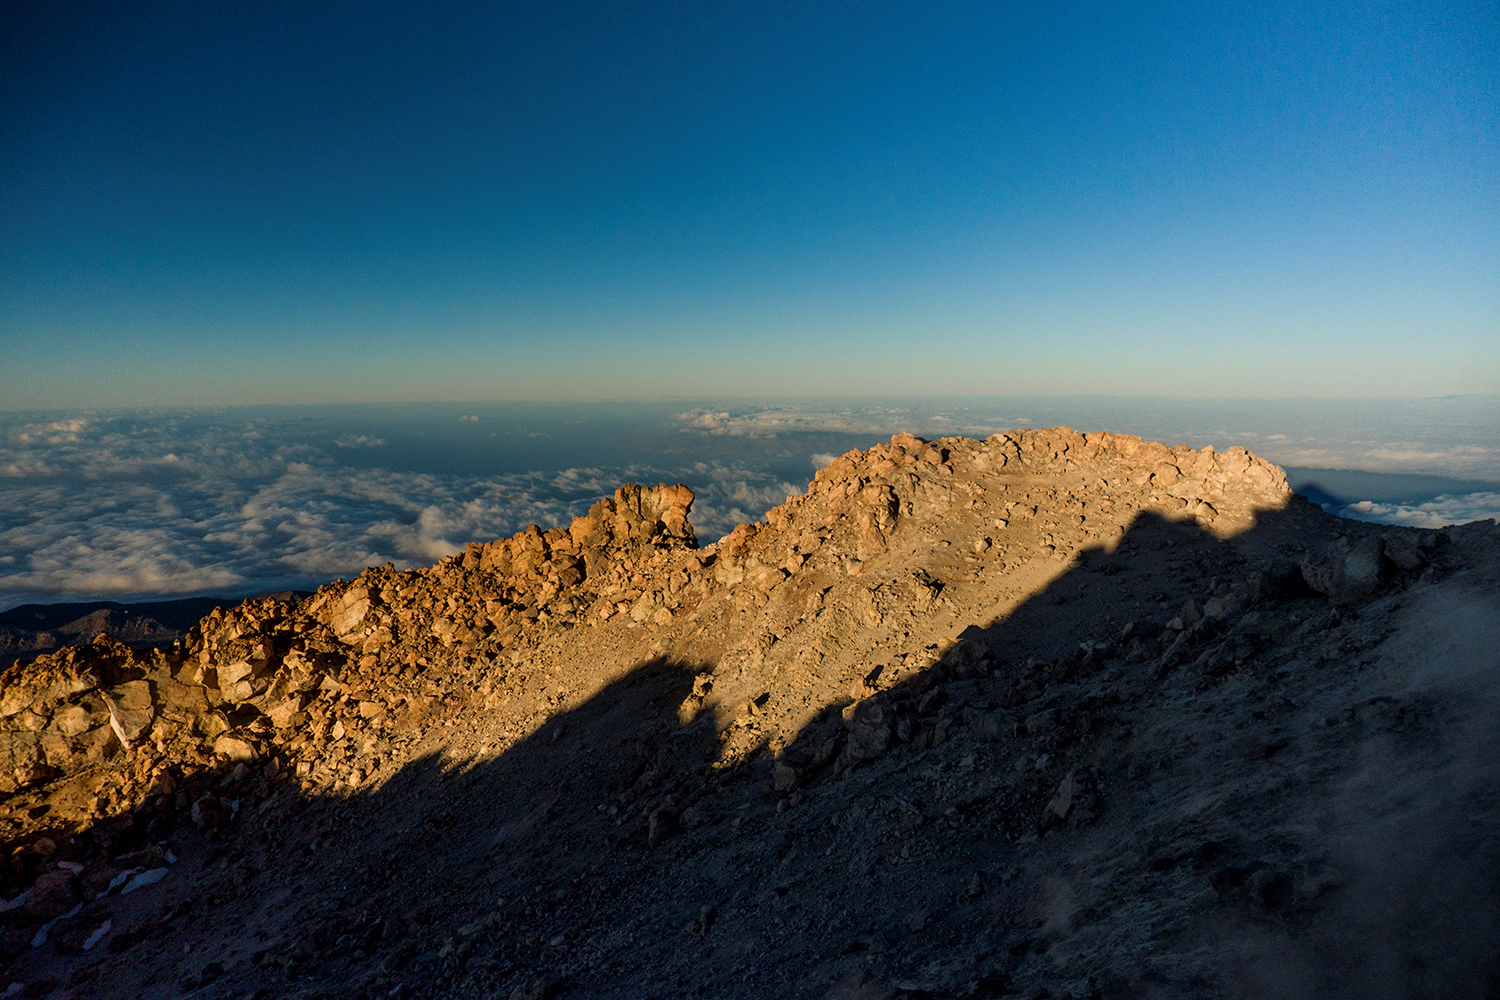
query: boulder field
[{"left": 1, "top": 428, "right": 1497, "bottom": 999}]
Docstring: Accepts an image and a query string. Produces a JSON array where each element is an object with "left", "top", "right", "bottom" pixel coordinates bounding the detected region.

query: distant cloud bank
[
  {"left": 1335, "top": 493, "right": 1500, "bottom": 530},
  {"left": 672, "top": 400, "right": 1500, "bottom": 481},
  {"left": 0, "top": 410, "right": 797, "bottom": 609},
  {"left": 2, "top": 399, "right": 1494, "bottom": 609}
]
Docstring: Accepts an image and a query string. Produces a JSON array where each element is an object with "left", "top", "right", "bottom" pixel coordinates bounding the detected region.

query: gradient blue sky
[{"left": 2, "top": 1, "right": 1496, "bottom": 408}]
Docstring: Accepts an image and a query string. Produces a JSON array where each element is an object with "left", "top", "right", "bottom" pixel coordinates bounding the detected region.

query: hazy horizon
[
  {"left": 2, "top": 395, "right": 1496, "bottom": 612},
  {"left": 4, "top": 5, "right": 1495, "bottom": 608}
]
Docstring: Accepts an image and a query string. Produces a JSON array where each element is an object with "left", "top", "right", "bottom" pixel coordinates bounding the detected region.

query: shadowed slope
[{"left": 2, "top": 429, "right": 1497, "bottom": 999}]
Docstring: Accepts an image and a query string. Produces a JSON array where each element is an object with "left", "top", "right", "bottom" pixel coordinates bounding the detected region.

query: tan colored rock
[
  {"left": 213, "top": 735, "right": 256, "bottom": 761},
  {"left": 219, "top": 677, "right": 256, "bottom": 702},
  {"left": 50, "top": 703, "right": 96, "bottom": 737},
  {"left": 79, "top": 724, "right": 120, "bottom": 762},
  {"left": 39, "top": 730, "right": 74, "bottom": 769},
  {"left": 196, "top": 711, "right": 230, "bottom": 738},
  {"left": 0, "top": 657, "right": 97, "bottom": 719},
  {"left": 218, "top": 659, "right": 255, "bottom": 685},
  {"left": 267, "top": 696, "right": 305, "bottom": 729},
  {"left": 100, "top": 680, "right": 154, "bottom": 746},
  {"left": 158, "top": 680, "right": 209, "bottom": 721},
  {"left": 328, "top": 587, "right": 373, "bottom": 639},
  {"left": 0, "top": 730, "right": 47, "bottom": 792}
]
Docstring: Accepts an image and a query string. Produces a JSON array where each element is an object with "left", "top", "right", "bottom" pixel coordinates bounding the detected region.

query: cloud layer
[
  {"left": 672, "top": 400, "right": 1500, "bottom": 480},
  {"left": 2, "top": 400, "right": 1494, "bottom": 609},
  {"left": 0, "top": 410, "right": 798, "bottom": 609},
  {"left": 1335, "top": 492, "right": 1500, "bottom": 530}
]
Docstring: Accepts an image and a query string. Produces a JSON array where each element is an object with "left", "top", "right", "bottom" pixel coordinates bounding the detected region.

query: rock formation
[{"left": 0, "top": 428, "right": 1496, "bottom": 999}]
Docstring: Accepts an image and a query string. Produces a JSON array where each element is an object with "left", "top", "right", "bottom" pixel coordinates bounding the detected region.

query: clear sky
[{"left": 2, "top": 1, "right": 1496, "bottom": 409}]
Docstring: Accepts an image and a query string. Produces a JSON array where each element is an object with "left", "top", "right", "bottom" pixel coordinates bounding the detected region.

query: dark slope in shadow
[{"left": 5, "top": 497, "right": 1496, "bottom": 1000}]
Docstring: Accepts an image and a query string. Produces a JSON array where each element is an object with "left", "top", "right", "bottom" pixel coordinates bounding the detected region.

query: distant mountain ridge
[{"left": 0, "top": 594, "right": 311, "bottom": 668}]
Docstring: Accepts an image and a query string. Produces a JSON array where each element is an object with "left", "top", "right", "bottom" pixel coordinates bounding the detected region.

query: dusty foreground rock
[{"left": 1, "top": 428, "right": 1497, "bottom": 999}]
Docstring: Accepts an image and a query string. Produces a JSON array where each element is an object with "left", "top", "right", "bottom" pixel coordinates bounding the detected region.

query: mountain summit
[{"left": 2, "top": 429, "right": 1496, "bottom": 998}]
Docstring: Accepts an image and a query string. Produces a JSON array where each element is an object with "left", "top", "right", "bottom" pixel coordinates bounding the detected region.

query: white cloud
[
  {"left": 3, "top": 400, "right": 1494, "bottom": 609},
  {"left": 11, "top": 417, "right": 91, "bottom": 446},
  {"left": 0, "top": 426, "right": 805, "bottom": 609},
  {"left": 671, "top": 405, "right": 1012, "bottom": 439},
  {"left": 1258, "top": 442, "right": 1500, "bottom": 480},
  {"left": 1336, "top": 492, "right": 1500, "bottom": 530}
]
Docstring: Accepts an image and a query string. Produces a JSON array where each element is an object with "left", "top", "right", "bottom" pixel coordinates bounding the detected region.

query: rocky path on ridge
[{"left": 2, "top": 427, "right": 1497, "bottom": 999}]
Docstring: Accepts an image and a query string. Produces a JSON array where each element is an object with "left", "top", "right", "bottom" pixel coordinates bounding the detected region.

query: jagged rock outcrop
[{"left": 1, "top": 430, "right": 1496, "bottom": 1000}]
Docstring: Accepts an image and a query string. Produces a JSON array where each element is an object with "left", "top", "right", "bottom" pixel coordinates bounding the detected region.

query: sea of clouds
[
  {"left": 1331, "top": 493, "right": 1500, "bottom": 530},
  {"left": 0, "top": 408, "right": 803, "bottom": 610},
  {"left": 2, "top": 398, "right": 1495, "bottom": 610}
]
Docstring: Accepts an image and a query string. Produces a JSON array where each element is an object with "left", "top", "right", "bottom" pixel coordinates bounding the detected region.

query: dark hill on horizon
[
  {"left": 1, "top": 428, "right": 1496, "bottom": 999},
  {"left": 0, "top": 595, "right": 312, "bottom": 669}
]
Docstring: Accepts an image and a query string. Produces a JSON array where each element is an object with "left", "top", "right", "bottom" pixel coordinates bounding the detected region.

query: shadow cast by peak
[
  {"left": 216, "top": 498, "right": 1353, "bottom": 997},
  {"left": 7, "top": 490, "right": 1465, "bottom": 1000},
  {"left": 763, "top": 503, "right": 1326, "bottom": 799}
]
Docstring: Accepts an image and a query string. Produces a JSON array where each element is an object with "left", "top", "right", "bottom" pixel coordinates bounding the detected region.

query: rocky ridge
[{"left": 1, "top": 428, "right": 1496, "bottom": 999}]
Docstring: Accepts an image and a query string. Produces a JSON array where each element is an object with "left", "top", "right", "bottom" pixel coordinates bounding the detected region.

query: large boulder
[{"left": 1302, "top": 536, "right": 1393, "bottom": 605}]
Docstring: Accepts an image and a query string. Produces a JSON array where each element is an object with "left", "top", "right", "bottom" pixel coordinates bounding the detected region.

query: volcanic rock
[{"left": 0, "top": 431, "right": 1495, "bottom": 999}]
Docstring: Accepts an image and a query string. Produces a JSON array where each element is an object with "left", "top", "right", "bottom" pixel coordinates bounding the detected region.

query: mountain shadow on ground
[{"left": 6, "top": 488, "right": 1496, "bottom": 1000}]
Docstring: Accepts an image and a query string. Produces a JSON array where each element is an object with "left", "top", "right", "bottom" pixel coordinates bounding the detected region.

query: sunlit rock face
[{"left": 2, "top": 428, "right": 1497, "bottom": 1000}]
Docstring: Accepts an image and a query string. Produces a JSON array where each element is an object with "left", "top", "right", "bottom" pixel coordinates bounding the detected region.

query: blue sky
[{"left": 2, "top": 1, "right": 1497, "bottom": 408}]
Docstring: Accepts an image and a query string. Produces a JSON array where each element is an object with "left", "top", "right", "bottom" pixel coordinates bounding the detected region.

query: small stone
[
  {"left": 212, "top": 735, "right": 256, "bottom": 761},
  {"left": 52, "top": 704, "right": 95, "bottom": 738},
  {"left": 218, "top": 660, "right": 255, "bottom": 686},
  {"left": 220, "top": 678, "right": 255, "bottom": 702},
  {"left": 24, "top": 870, "right": 78, "bottom": 921},
  {"left": 267, "top": 698, "right": 303, "bottom": 729},
  {"left": 977, "top": 713, "right": 1011, "bottom": 741},
  {"left": 842, "top": 700, "right": 892, "bottom": 763},
  {"left": 103, "top": 680, "right": 154, "bottom": 746},
  {"left": 1023, "top": 709, "right": 1057, "bottom": 735},
  {"left": 191, "top": 795, "right": 231, "bottom": 830},
  {"left": 648, "top": 808, "right": 677, "bottom": 847},
  {"left": 197, "top": 712, "right": 230, "bottom": 738}
]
